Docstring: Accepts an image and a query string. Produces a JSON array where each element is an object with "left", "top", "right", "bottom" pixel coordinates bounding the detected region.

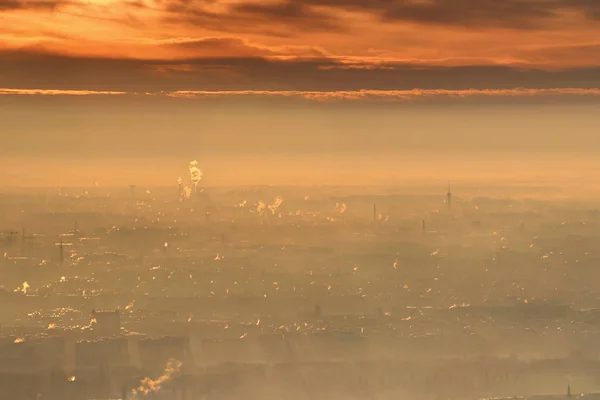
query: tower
[
  {"left": 422, "top": 219, "right": 426, "bottom": 234},
  {"left": 54, "top": 239, "right": 73, "bottom": 264},
  {"left": 373, "top": 204, "right": 377, "bottom": 222},
  {"left": 177, "top": 177, "right": 183, "bottom": 199},
  {"left": 446, "top": 182, "right": 452, "bottom": 210}
]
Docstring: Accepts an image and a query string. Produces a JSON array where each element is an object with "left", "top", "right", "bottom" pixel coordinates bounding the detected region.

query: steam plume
[
  {"left": 188, "top": 160, "right": 203, "bottom": 193},
  {"left": 256, "top": 201, "right": 266, "bottom": 214},
  {"left": 268, "top": 196, "right": 283, "bottom": 214},
  {"left": 132, "top": 359, "right": 182, "bottom": 397},
  {"left": 14, "top": 281, "right": 30, "bottom": 294}
]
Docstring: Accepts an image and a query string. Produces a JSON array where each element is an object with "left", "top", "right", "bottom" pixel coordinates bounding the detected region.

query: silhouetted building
[{"left": 75, "top": 338, "right": 130, "bottom": 368}]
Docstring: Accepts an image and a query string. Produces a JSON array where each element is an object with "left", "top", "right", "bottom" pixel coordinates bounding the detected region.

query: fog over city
[{"left": 3, "top": 157, "right": 600, "bottom": 399}]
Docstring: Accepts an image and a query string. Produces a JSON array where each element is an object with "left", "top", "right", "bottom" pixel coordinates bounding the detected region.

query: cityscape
[
  {"left": 2, "top": 163, "right": 600, "bottom": 399},
  {"left": 3, "top": 0, "right": 600, "bottom": 398}
]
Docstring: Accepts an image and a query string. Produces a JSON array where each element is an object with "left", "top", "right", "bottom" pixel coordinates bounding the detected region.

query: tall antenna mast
[{"left": 54, "top": 239, "right": 73, "bottom": 264}]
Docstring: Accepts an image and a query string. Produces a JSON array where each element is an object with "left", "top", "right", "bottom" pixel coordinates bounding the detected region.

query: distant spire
[
  {"left": 567, "top": 383, "right": 571, "bottom": 398},
  {"left": 446, "top": 181, "right": 452, "bottom": 210},
  {"left": 58, "top": 240, "right": 64, "bottom": 264}
]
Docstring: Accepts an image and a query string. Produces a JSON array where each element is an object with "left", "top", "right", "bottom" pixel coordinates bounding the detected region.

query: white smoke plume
[
  {"left": 335, "top": 202, "right": 347, "bottom": 214},
  {"left": 183, "top": 186, "right": 192, "bottom": 199},
  {"left": 188, "top": 160, "right": 203, "bottom": 192},
  {"left": 268, "top": 196, "right": 283, "bottom": 214},
  {"left": 14, "top": 281, "right": 30, "bottom": 294},
  {"left": 256, "top": 201, "right": 266, "bottom": 214},
  {"left": 132, "top": 359, "right": 182, "bottom": 397}
]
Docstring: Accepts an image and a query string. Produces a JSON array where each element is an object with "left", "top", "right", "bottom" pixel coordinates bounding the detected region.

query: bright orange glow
[{"left": 1, "top": 0, "right": 600, "bottom": 67}]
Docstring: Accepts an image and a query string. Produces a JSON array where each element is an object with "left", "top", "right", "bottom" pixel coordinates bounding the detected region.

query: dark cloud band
[{"left": 2, "top": 50, "right": 600, "bottom": 93}]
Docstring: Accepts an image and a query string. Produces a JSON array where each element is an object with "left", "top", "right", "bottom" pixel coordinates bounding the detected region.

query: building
[{"left": 75, "top": 338, "right": 130, "bottom": 368}]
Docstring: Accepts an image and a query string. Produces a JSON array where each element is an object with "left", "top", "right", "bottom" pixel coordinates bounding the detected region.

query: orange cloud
[
  {"left": 166, "top": 88, "right": 600, "bottom": 102},
  {"left": 0, "top": 88, "right": 127, "bottom": 95},
  {"left": 1, "top": 0, "right": 600, "bottom": 68},
  {"left": 3, "top": 47, "right": 600, "bottom": 94},
  {"left": 1, "top": 0, "right": 600, "bottom": 100},
  {"left": 3, "top": 87, "right": 600, "bottom": 103}
]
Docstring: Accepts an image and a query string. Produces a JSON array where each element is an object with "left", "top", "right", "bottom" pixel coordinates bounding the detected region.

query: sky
[{"left": 1, "top": 0, "right": 600, "bottom": 186}]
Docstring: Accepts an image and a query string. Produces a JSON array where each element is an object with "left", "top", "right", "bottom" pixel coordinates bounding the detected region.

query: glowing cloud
[{"left": 167, "top": 88, "right": 600, "bottom": 102}]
